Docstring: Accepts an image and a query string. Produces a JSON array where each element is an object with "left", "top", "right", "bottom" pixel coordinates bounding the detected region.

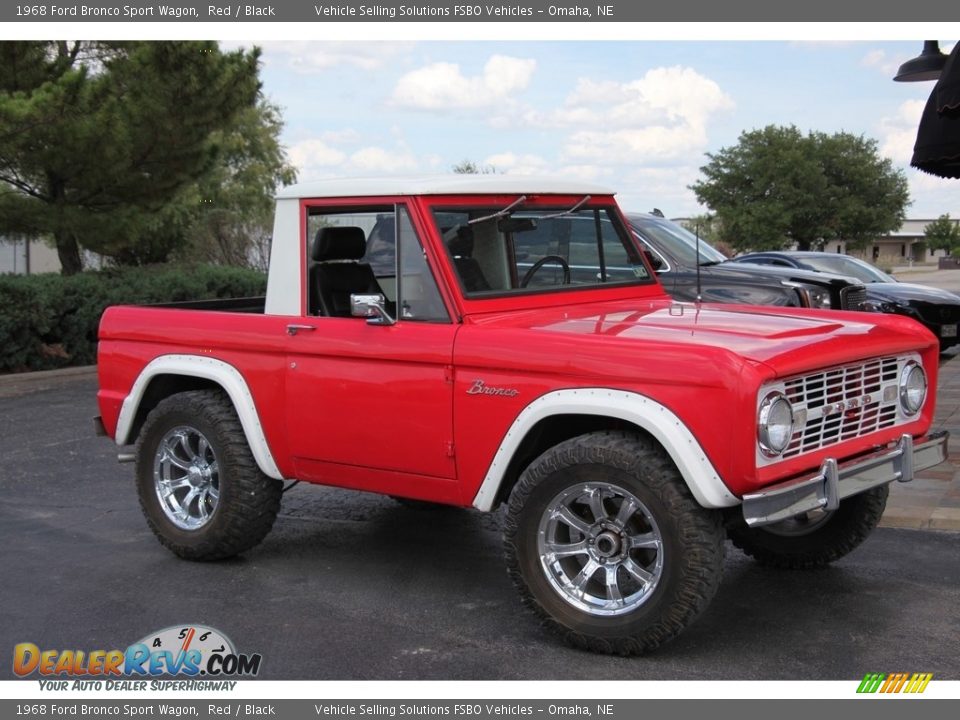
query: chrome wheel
[
  {"left": 153, "top": 426, "right": 220, "bottom": 531},
  {"left": 537, "top": 481, "right": 664, "bottom": 617}
]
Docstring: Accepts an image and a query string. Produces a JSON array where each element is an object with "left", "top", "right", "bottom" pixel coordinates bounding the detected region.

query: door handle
[{"left": 286, "top": 324, "right": 317, "bottom": 336}]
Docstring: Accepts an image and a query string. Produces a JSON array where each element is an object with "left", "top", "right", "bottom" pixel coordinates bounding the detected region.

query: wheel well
[
  {"left": 493, "top": 414, "right": 650, "bottom": 508},
  {"left": 127, "top": 374, "right": 223, "bottom": 445}
]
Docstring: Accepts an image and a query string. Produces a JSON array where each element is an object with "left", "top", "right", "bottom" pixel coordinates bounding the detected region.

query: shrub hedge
[{"left": 0, "top": 265, "right": 266, "bottom": 373}]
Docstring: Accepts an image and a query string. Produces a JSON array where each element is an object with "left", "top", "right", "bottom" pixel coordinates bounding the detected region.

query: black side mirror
[{"left": 643, "top": 249, "right": 665, "bottom": 272}]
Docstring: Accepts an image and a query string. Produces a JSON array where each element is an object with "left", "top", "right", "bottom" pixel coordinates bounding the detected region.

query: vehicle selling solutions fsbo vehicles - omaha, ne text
[{"left": 95, "top": 176, "right": 948, "bottom": 654}]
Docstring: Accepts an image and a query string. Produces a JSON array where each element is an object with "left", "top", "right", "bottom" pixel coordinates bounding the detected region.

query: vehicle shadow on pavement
[{"left": 1, "top": 378, "right": 958, "bottom": 680}]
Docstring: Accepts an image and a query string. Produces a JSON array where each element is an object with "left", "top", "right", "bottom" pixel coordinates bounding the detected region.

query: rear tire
[
  {"left": 503, "top": 431, "right": 725, "bottom": 655},
  {"left": 135, "top": 390, "right": 282, "bottom": 561},
  {"left": 728, "top": 485, "right": 888, "bottom": 569}
]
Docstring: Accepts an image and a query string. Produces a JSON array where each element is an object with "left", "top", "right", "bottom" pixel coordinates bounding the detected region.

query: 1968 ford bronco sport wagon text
[{"left": 96, "top": 176, "right": 948, "bottom": 654}]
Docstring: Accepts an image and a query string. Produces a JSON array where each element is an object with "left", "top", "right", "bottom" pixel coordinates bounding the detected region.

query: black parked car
[
  {"left": 626, "top": 213, "right": 867, "bottom": 311},
  {"left": 732, "top": 251, "right": 960, "bottom": 350}
]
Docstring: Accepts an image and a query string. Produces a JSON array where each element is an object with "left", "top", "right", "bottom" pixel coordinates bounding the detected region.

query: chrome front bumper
[{"left": 741, "top": 431, "right": 949, "bottom": 527}]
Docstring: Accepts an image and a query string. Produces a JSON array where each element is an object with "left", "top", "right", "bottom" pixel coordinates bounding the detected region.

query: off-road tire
[
  {"left": 728, "top": 485, "right": 888, "bottom": 569},
  {"left": 503, "top": 431, "right": 725, "bottom": 655},
  {"left": 135, "top": 389, "right": 283, "bottom": 561}
]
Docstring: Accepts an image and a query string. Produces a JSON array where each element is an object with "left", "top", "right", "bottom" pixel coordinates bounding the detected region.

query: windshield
[
  {"left": 797, "top": 255, "right": 894, "bottom": 283},
  {"left": 429, "top": 204, "right": 651, "bottom": 297},
  {"left": 631, "top": 216, "right": 727, "bottom": 266}
]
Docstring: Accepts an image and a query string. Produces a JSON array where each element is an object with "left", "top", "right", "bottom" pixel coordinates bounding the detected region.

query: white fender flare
[
  {"left": 471, "top": 388, "right": 738, "bottom": 511},
  {"left": 114, "top": 354, "right": 284, "bottom": 480}
]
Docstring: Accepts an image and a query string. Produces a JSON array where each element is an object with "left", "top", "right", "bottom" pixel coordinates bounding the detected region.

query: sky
[{"left": 243, "top": 40, "right": 959, "bottom": 220}]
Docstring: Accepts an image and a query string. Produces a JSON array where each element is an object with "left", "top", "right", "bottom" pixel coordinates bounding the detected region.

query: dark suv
[
  {"left": 627, "top": 212, "right": 867, "bottom": 311},
  {"left": 733, "top": 250, "right": 960, "bottom": 350}
]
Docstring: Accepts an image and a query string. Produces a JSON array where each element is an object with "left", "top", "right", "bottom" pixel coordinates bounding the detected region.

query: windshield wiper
[
  {"left": 443, "top": 195, "right": 528, "bottom": 243},
  {"left": 467, "top": 195, "right": 528, "bottom": 225},
  {"left": 529, "top": 195, "right": 592, "bottom": 221},
  {"left": 699, "top": 260, "right": 722, "bottom": 267}
]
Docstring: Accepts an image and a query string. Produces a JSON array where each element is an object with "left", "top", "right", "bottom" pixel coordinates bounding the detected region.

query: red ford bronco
[{"left": 96, "top": 176, "right": 948, "bottom": 654}]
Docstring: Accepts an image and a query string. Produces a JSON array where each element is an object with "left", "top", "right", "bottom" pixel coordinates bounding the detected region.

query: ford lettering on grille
[{"left": 756, "top": 354, "right": 917, "bottom": 465}]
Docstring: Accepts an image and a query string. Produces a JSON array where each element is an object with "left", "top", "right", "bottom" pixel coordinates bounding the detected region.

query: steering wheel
[{"left": 520, "top": 255, "right": 571, "bottom": 288}]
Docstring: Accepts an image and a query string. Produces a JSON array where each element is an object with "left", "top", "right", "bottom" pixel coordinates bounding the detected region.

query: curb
[
  {"left": 0, "top": 364, "right": 97, "bottom": 385},
  {"left": 0, "top": 365, "right": 97, "bottom": 398}
]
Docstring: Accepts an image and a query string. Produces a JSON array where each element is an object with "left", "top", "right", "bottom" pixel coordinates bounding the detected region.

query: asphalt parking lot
[{"left": 1, "top": 372, "right": 958, "bottom": 681}]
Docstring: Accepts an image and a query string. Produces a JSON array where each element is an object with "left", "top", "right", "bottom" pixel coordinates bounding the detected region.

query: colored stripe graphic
[
  {"left": 884, "top": 673, "right": 908, "bottom": 693},
  {"left": 857, "top": 673, "right": 885, "bottom": 693},
  {"left": 906, "top": 673, "right": 933, "bottom": 693},
  {"left": 857, "top": 672, "right": 932, "bottom": 694}
]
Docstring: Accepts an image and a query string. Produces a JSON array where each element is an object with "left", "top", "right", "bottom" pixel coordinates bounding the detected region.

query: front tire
[
  {"left": 135, "top": 389, "right": 283, "bottom": 561},
  {"left": 503, "top": 431, "right": 725, "bottom": 655},
  {"left": 728, "top": 485, "right": 888, "bottom": 569}
]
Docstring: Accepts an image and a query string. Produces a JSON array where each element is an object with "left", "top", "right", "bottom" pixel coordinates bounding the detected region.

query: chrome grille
[
  {"left": 757, "top": 354, "right": 918, "bottom": 466},
  {"left": 841, "top": 286, "right": 867, "bottom": 311}
]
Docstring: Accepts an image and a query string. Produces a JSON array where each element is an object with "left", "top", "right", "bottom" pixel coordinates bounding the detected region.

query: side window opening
[
  {"left": 397, "top": 207, "right": 448, "bottom": 322},
  {"left": 305, "top": 205, "right": 448, "bottom": 323}
]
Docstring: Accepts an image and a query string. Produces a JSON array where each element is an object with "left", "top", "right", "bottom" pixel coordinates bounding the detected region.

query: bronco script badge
[{"left": 466, "top": 379, "right": 520, "bottom": 397}]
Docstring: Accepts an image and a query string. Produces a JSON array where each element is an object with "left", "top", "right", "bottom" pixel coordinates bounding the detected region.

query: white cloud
[
  {"left": 288, "top": 139, "right": 421, "bottom": 180},
  {"left": 527, "top": 67, "right": 733, "bottom": 134},
  {"left": 566, "top": 79, "right": 621, "bottom": 106},
  {"left": 874, "top": 99, "right": 960, "bottom": 217},
  {"left": 860, "top": 48, "right": 909, "bottom": 78},
  {"left": 553, "top": 67, "right": 733, "bottom": 165},
  {"left": 553, "top": 165, "right": 610, "bottom": 182},
  {"left": 566, "top": 128, "right": 698, "bottom": 164},
  {"left": 390, "top": 55, "right": 536, "bottom": 110},
  {"left": 288, "top": 139, "right": 347, "bottom": 175},
  {"left": 878, "top": 99, "right": 926, "bottom": 163},
  {"left": 615, "top": 166, "right": 705, "bottom": 216},
  {"left": 483, "top": 152, "right": 549, "bottom": 175},
  {"left": 261, "top": 42, "right": 415, "bottom": 73},
  {"left": 477, "top": 154, "right": 611, "bottom": 183},
  {"left": 905, "top": 172, "right": 960, "bottom": 217},
  {"left": 349, "top": 146, "right": 419, "bottom": 173},
  {"left": 319, "top": 129, "right": 362, "bottom": 145}
]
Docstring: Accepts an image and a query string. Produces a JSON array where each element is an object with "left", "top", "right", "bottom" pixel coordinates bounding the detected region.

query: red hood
[{"left": 464, "top": 298, "right": 937, "bottom": 379}]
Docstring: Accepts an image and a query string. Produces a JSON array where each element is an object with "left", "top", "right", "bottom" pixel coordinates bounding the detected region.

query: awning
[{"left": 912, "top": 42, "right": 960, "bottom": 179}]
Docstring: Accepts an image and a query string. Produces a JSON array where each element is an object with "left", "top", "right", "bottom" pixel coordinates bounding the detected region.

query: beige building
[
  {"left": 674, "top": 217, "right": 960, "bottom": 268},
  {"left": 0, "top": 236, "right": 61, "bottom": 274},
  {"left": 0, "top": 236, "right": 107, "bottom": 274},
  {"left": 840, "top": 218, "right": 958, "bottom": 267}
]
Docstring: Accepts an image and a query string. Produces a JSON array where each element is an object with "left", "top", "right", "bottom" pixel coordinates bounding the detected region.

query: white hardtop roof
[{"left": 275, "top": 174, "right": 615, "bottom": 200}]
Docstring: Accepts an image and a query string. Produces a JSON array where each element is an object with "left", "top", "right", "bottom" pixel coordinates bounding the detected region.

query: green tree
[
  {"left": 452, "top": 159, "right": 497, "bottom": 174},
  {"left": 679, "top": 214, "right": 719, "bottom": 242},
  {"left": 679, "top": 214, "right": 736, "bottom": 257},
  {"left": 170, "top": 100, "right": 296, "bottom": 271},
  {"left": 923, "top": 214, "right": 960, "bottom": 255},
  {"left": 691, "top": 125, "right": 910, "bottom": 252},
  {"left": 0, "top": 41, "right": 261, "bottom": 274}
]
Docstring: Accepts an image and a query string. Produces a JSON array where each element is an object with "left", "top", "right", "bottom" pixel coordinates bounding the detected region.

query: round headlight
[
  {"left": 758, "top": 392, "right": 795, "bottom": 457},
  {"left": 899, "top": 361, "right": 927, "bottom": 416}
]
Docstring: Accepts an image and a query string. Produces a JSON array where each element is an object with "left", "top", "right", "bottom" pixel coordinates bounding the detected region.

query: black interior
[{"left": 309, "top": 226, "right": 386, "bottom": 317}]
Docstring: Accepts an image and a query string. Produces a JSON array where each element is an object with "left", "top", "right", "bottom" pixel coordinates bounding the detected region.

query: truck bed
[{"left": 151, "top": 296, "right": 266, "bottom": 313}]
